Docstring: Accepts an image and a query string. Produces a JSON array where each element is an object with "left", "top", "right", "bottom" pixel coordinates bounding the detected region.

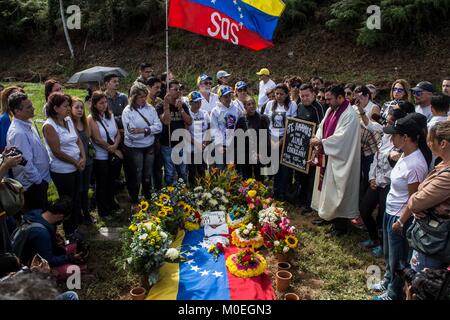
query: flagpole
[{"left": 165, "top": 0, "right": 169, "bottom": 78}]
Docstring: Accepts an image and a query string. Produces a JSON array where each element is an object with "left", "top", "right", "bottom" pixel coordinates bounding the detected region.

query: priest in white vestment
[{"left": 310, "top": 85, "right": 361, "bottom": 236}]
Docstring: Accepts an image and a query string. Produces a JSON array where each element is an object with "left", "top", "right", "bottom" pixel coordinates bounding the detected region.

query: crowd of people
[{"left": 0, "top": 63, "right": 449, "bottom": 300}]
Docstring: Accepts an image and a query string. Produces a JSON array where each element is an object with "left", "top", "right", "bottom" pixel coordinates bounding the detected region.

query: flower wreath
[{"left": 226, "top": 249, "right": 267, "bottom": 278}]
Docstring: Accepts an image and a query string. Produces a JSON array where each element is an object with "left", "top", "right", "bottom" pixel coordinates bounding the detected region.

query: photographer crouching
[
  {"left": 397, "top": 267, "right": 450, "bottom": 300},
  {"left": 10, "top": 196, "right": 89, "bottom": 282}
]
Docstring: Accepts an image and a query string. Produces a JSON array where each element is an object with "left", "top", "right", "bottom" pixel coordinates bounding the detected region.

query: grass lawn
[{"left": 1, "top": 82, "right": 381, "bottom": 300}]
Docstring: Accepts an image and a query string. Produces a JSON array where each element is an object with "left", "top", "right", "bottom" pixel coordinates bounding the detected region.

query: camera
[
  {"left": 2, "top": 146, "right": 27, "bottom": 166},
  {"left": 396, "top": 268, "right": 417, "bottom": 284}
]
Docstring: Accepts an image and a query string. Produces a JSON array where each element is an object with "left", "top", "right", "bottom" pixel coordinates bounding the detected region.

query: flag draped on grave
[
  {"left": 147, "top": 229, "right": 274, "bottom": 300},
  {"left": 168, "top": 0, "right": 286, "bottom": 50}
]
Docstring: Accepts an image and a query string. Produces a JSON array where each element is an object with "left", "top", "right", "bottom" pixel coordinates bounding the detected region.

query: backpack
[
  {"left": 407, "top": 167, "right": 450, "bottom": 263},
  {"left": 11, "top": 220, "right": 46, "bottom": 263},
  {"left": 0, "top": 178, "right": 24, "bottom": 216}
]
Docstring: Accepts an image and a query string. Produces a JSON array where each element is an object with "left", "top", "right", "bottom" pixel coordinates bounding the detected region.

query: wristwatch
[{"left": 144, "top": 127, "right": 151, "bottom": 136}]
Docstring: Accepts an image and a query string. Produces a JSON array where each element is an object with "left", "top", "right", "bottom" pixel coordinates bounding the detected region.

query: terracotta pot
[
  {"left": 284, "top": 293, "right": 300, "bottom": 300},
  {"left": 276, "top": 270, "right": 292, "bottom": 292},
  {"left": 275, "top": 253, "right": 290, "bottom": 263},
  {"left": 130, "top": 287, "right": 146, "bottom": 300},
  {"left": 277, "top": 262, "right": 291, "bottom": 271}
]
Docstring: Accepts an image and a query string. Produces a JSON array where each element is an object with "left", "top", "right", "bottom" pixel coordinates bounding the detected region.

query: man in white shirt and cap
[
  {"left": 212, "top": 70, "right": 231, "bottom": 95},
  {"left": 197, "top": 73, "right": 219, "bottom": 115},
  {"left": 411, "top": 81, "right": 434, "bottom": 122},
  {"left": 256, "top": 68, "right": 276, "bottom": 112}
]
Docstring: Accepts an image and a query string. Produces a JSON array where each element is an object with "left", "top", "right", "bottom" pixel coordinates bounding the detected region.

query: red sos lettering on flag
[{"left": 207, "top": 12, "right": 240, "bottom": 45}]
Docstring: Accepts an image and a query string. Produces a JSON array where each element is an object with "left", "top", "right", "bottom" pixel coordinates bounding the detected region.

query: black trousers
[
  {"left": 79, "top": 164, "right": 93, "bottom": 218},
  {"left": 153, "top": 140, "right": 163, "bottom": 190},
  {"left": 93, "top": 159, "right": 121, "bottom": 216},
  {"left": 294, "top": 168, "right": 316, "bottom": 208},
  {"left": 360, "top": 154, "right": 374, "bottom": 200},
  {"left": 188, "top": 152, "right": 206, "bottom": 186},
  {"left": 50, "top": 171, "right": 80, "bottom": 235},
  {"left": 24, "top": 181, "right": 49, "bottom": 212},
  {"left": 360, "top": 185, "right": 390, "bottom": 241},
  {"left": 241, "top": 163, "right": 262, "bottom": 181},
  {"left": 332, "top": 218, "right": 349, "bottom": 233}
]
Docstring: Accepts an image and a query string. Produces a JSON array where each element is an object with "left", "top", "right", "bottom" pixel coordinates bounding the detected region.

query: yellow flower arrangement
[
  {"left": 247, "top": 190, "right": 257, "bottom": 198},
  {"left": 231, "top": 229, "right": 263, "bottom": 249},
  {"left": 158, "top": 210, "right": 168, "bottom": 218},
  {"left": 285, "top": 235, "right": 299, "bottom": 249},
  {"left": 226, "top": 251, "right": 267, "bottom": 278},
  {"left": 139, "top": 201, "right": 149, "bottom": 211},
  {"left": 159, "top": 194, "right": 170, "bottom": 203}
]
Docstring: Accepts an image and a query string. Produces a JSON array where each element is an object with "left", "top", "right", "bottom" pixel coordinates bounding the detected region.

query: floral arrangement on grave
[
  {"left": 226, "top": 248, "right": 268, "bottom": 278},
  {"left": 192, "top": 186, "right": 229, "bottom": 213},
  {"left": 207, "top": 242, "right": 225, "bottom": 261},
  {"left": 124, "top": 218, "right": 172, "bottom": 285},
  {"left": 258, "top": 207, "right": 299, "bottom": 254},
  {"left": 231, "top": 222, "right": 264, "bottom": 249}
]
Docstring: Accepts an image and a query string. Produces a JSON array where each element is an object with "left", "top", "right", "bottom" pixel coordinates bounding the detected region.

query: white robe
[{"left": 311, "top": 105, "right": 361, "bottom": 220}]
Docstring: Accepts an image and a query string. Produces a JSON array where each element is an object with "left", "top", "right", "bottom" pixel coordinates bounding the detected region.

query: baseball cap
[
  {"left": 383, "top": 113, "right": 423, "bottom": 136},
  {"left": 216, "top": 70, "right": 231, "bottom": 79},
  {"left": 256, "top": 68, "right": 270, "bottom": 76},
  {"left": 188, "top": 91, "right": 202, "bottom": 103},
  {"left": 411, "top": 81, "right": 434, "bottom": 93},
  {"left": 235, "top": 81, "right": 247, "bottom": 90},
  {"left": 218, "top": 85, "right": 233, "bottom": 98},
  {"left": 197, "top": 73, "right": 212, "bottom": 85}
]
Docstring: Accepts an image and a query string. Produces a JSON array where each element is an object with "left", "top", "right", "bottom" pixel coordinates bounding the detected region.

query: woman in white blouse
[
  {"left": 87, "top": 91, "right": 122, "bottom": 218},
  {"left": 121, "top": 83, "right": 162, "bottom": 211},
  {"left": 42, "top": 92, "right": 85, "bottom": 236}
]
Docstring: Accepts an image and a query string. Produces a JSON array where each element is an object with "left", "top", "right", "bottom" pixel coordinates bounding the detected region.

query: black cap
[
  {"left": 383, "top": 113, "right": 423, "bottom": 136},
  {"left": 411, "top": 81, "right": 434, "bottom": 93}
]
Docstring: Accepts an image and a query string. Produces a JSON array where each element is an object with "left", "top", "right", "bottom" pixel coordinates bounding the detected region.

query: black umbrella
[{"left": 66, "top": 66, "right": 128, "bottom": 84}]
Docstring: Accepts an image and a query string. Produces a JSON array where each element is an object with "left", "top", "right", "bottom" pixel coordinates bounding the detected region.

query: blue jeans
[
  {"left": 410, "top": 250, "right": 445, "bottom": 272},
  {"left": 161, "top": 145, "right": 187, "bottom": 185},
  {"left": 57, "top": 291, "right": 79, "bottom": 300},
  {"left": 382, "top": 213, "right": 412, "bottom": 299}
]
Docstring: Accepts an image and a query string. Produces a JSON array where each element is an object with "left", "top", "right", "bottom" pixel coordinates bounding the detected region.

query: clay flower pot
[
  {"left": 277, "top": 262, "right": 291, "bottom": 271},
  {"left": 285, "top": 293, "right": 300, "bottom": 300},
  {"left": 276, "top": 270, "right": 292, "bottom": 292},
  {"left": 130, "top": 287, "right": 146, "bottom": 300},
  {"left": 275, "top": 253, "right": 290, "bottom": 263}
]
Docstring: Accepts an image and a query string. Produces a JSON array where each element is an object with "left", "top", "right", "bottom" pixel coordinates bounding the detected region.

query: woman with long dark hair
[
  {"left": 263, "top": 84, "right": 297, "bottom": 200},
  {"left": 87, "top": 91, "right": 122, "bottom": 219}
]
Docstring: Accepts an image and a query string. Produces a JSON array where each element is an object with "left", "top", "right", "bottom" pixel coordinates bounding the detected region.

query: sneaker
[
  {"left": 368, "top": 282, "right": 387, "bottom": 292},
  {"left": 372, "top": 292, "right": 393, "bottom": 300},
  {"left": 371, "top": 245, "right": 383, "bottom": 258},
  {"left": 359, "top": 239, "right": 380, "bottom": 249}
]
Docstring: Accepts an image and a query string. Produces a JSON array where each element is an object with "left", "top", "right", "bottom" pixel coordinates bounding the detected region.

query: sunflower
[
  {"left": 161, "top": 206, "right": 173, "bottom": 213},
  {"left": 158, "top": 210, "right": 167, "bottom": 218},
  {"left": 177, "top": 201, "right": 187, "bottom": 207},
  {"left": 159, "top": 194, "right": 170, "bottom": 203},
  {"left": 167, "top": 186, "right": 175, "bottom": 193},
  {"left": 154, "top": 201, "right": 164, "bottom": 207},
  {"left": 285, "top": 235, "right": 299, "bottom": 249},
  {"left": 140, "top": 201, "right": 149, "bottom": 211},
  {"left": 247, "top": 190, "right": 257, "bottom": 198}
]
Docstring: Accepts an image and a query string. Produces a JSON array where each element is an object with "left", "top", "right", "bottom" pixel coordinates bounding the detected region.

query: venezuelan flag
[
  {"left": 168, "top": 0, "right": 286, "bottom": 50},
  {"left": 147, "top": 229, "right": 274, "bottom": 300}
]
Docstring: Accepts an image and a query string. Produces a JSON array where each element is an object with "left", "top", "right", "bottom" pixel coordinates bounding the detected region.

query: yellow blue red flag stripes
[
  {"left": 147, "top": 229, "right": 274, "bottom": 300},
  {"left": 168, "top": 0, "right": 286, "bottom": 50}
]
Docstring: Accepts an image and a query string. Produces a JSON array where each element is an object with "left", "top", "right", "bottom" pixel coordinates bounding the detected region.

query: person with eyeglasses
[
  {"left": 316, "top": 87, "right": 327, "bottom": 108},
  {"left": 156, "top": 80, "right": 192, "bottom": 185},
  {"left": 197, "top": 74, "right": 218, "bottom": 115},
  {"left": 231, "top": 81, "right": 249, "bottom": 114},
  {"left": 381, "top": 79, "right": 412, "bottom": 123},
  {"left": 235, "top": 96, "right": 269, "bottom": 181},
  {"left": 212, "top": 70, "right": 231, "bottom": 95},
  {"left": 288, "top": 76, "right": 303, "bottom": 106},
  {"left": 412, "top": 81, "right": 435, "bottom": 122}
]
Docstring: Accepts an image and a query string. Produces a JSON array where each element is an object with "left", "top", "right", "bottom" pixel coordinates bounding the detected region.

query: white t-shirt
[
  {"left": 189, "top": 109, "right": 210, "bottom": 153},
  {"left": 231, "top": 99, "right": 245, "bottom": 114},
  {"left": 386, "top": 149, "right": 429, "bottom": 217},
  {"left": 200, "top": 92, "right": 219, "bottom": 114},
  {"left": 258, "top": 79, "right": 276, "bottom": 107},
  {"left": 93, "top": 114, "right": 118, "bottom": 160},
  {"left": 415, "top": 105, "right": 432, "bottom": 122},
  {"left": 427, "top": 116, "right": 448, "bottom": 130},
  {"left": 264, "top": 100, "right": 298, "bottom": 138},
  {"left": 43, "top": 117, "right": 80, "bottom": 174}
]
